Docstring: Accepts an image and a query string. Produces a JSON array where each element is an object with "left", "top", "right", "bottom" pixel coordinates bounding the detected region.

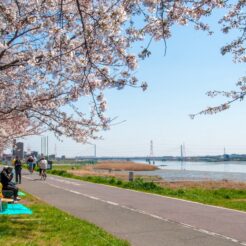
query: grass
[
  {"left": 0, "top": 192, "right": 129, "bottom": 246},
  {"left": 47, "top": 169, "right": 246, "bottom": 212}
]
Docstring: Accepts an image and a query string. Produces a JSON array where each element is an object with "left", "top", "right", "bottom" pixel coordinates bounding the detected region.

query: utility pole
[
  {"left": 41, "top": 137, "right": 42, "bottom": 156},
  {"left": 54, "top": 144, "right": 57, "bottom": 158},
  {"left": 41, "top": 136, "right": 48, "bottom": 158},
  {"left": 41, "top": 137, "right": 43, "bottom": 156},
  {"left": 150, "top": 140, "right": 154, "bottom": 164},
  {"left": 94, "top": 144, "right": 97, "bottom": 158},
  {"left": 12, "top": 139, "right": 16, "bottom": 158},
  {"left": 180, "top": 144, "right": 185, "bottom": 170},
  {"left": 150, "top": 140, "right": 153, "bottom": 157},
  {"left": 27, "top": 144, "right": 31, "bottom": 155},
  {"left": 47, "top": 136, "right": 49, "bottom": 160},
  {"left": 87, "top": 142, "right": 96, "bottom": 159},
  {"left": 180, "top": 144, "right": 183, "bottom": 161}
]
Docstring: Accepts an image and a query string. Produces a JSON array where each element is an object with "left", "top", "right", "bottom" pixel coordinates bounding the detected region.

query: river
[{"left": 133, "top": 160, "right": 246, "bottom": 182}]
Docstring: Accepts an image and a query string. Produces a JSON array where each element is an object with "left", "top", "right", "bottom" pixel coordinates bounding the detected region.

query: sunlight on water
[{"left": 133, "top": 160, "right": 246, "bottom": 181}]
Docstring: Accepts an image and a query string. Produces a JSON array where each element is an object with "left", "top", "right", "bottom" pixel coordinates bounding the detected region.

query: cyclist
[
  {"left": 26, "top": 155, "right": 34, "bottom": 173},
  {"left": 38, "top": 157, "right": 48, "bottom": 179}
]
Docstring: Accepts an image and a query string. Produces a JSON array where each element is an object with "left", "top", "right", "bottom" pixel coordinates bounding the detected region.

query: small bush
[
  {"left": 177, "top": 189, "right": 185, "bottom": 195},
  {"left": 116, "top": 180, "right": 122, "bottom": 185},
  {"left": 223, "top": 194, "right": 231, "bottom": 199},
  {"left": 109, "top": 178, "right": 116, "bottom": 184}
]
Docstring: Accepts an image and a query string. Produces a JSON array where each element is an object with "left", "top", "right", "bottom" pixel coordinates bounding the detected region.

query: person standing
[{"left": 14, "top": 156, "right": 22, "bottom": 184}]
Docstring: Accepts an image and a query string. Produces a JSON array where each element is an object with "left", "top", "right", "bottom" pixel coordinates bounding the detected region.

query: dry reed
[{"left": 88, "top": 161, "right": 158, "bottom": 171}]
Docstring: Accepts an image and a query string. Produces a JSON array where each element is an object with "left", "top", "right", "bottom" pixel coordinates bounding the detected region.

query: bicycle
[
  {"left": 40, "top": 169, "right": 47, "bottom": 180},
  {"left": 28, "top": 163, "right": 33, "bottom": 174}
]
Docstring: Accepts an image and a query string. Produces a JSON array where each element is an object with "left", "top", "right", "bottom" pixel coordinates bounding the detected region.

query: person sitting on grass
[{"left": 0, "top": 166, "right": 20, "bottom": 202}]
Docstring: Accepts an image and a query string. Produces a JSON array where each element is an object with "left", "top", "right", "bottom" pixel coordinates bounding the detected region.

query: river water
[{"left": 133, "top": 160, "right": 246, "bottom": 182}]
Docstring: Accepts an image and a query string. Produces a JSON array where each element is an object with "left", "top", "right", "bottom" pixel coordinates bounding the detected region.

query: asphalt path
[{"left": 19, "top": 172, "right": 246, "bottom": 246}]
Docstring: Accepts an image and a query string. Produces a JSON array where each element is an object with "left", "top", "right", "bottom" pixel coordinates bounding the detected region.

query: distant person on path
[
  {"left": 38, "top": 157, "right": 48, "bottom": 176},
  {"left": 37, "top": 154, "right": 45, "bottom": 175},
  {"left": 14, "top": 156, "right": 22, "bottom": 184},
  {"left": 27, "top": 155, "right": 34, "bottom": 173},
  {"left": 0, "top": 166, "right": 20, "bottom": 201}
]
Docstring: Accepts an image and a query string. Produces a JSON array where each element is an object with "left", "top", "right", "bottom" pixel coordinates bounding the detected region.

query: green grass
[
  {"left": 0, "top": 193, "right": 129, "bottom": 246},
  {"left": 47, "top": 169, "right": 246, "bottom": 212}
]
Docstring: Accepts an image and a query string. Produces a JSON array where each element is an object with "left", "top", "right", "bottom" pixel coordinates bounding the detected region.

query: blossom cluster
[{"left": 0, "top": 0, "right": 243, "bottom": 151}]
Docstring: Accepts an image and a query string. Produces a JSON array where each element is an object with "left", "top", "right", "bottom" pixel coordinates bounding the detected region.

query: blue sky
[{"left": 22, "top": 12, "right": 246, "bottom": 157}]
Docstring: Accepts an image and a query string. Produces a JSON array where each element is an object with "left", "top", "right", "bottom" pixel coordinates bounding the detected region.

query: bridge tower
[{"left": 149, "top": 140, "right": 155, "bottom": 165}]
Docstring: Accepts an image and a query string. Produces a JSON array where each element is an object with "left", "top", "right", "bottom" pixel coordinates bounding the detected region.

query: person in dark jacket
[
  {"left": 27, "top": 155, "right": 34, "bottom": 173},
  {"left": 0, "top": 166, "right": 19, "bottom": 201},
  {"left": 14, "top": 156, "right": 22, "bottom": 184}
]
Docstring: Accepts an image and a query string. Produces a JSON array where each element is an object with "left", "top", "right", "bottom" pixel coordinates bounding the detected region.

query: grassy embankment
[
  {"left": 47, "top": 162, "right": 246, "bottom": 212},
  {"left": 0, "top": 192, "right": 129, "bottom": 246}
]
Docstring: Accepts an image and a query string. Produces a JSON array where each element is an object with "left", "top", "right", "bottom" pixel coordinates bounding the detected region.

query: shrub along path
[{"left": 19, "top": 171, "right": 246, "bottom": 246}]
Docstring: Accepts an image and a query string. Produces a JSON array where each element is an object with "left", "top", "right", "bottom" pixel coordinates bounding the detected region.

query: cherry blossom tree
[
  {"left": 0, "top": 0, "right": 244, "bottom": 149},
  {"left": 191, "top": 0, "right": 246, "bottom": 117},
  {"left": 0, "top": 114, "right": 41, "bottom": 154}
]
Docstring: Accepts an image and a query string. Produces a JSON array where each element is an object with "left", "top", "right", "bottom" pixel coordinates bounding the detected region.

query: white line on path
[
  {"left": 23, "top": 175, "right": 246, "bottom": 246},
  {"left": 46, "top": 175, "right": 246, "bottom": 215},
  {"left": 48, "top": 176, "right": 81, "bottom": 186}
]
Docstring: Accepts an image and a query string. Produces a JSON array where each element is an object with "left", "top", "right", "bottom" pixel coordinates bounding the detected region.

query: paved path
[{"left": 19, "top": 172, "right": 246, "bottom": 246}]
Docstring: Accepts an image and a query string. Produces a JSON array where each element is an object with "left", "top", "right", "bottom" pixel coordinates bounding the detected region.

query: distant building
[
  {"left": 61, "top": 155, "right": 66, "bottom": 160},
  {"left": 13, "top": 142, "right": 24, "bottom": 159}
]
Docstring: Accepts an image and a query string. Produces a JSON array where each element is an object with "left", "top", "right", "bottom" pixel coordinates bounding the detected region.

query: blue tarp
[{"left": 0, "top": 204, "right": 32, "bottom": 215}]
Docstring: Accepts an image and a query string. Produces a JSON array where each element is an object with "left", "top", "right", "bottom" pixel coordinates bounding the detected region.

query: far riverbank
[{"left": 129, "top": 169, "right": 246, "bottom": 182}]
